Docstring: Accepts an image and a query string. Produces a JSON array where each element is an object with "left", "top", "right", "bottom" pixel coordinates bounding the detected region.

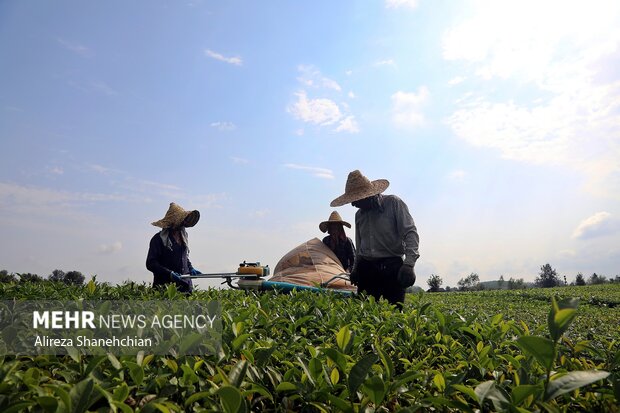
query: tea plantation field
[{"left": 0, "top": 281, "right": 618, "bottom": 412}]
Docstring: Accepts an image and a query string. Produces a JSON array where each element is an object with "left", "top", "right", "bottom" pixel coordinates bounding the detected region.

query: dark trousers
[{"left": 356, "top": 257, "right": 405, "bottom": 306}]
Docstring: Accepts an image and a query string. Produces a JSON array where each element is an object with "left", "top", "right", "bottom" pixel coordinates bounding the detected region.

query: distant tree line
[
  {"left": 425, "top": 263, "right": 620, "bottom": 292},
  {"left": 0, "top": 269, "right": 85, "bottom": 286}
]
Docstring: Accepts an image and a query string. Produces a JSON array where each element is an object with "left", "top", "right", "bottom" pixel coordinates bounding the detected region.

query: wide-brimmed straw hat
[
  {"left": 151, "top": 202, "right": 200, "bottom": 228},
  {"left": 319, "top": 211, "right": 351, "bottom": 233},
  {"left": 330, "top": 170, "right": 390, "bottom": 207}
]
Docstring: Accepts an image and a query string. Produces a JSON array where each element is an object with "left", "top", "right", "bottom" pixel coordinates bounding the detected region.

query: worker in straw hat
[
  {"left": 331, "top": 170, "right": 419, "bottom": 307},
  {"left": 320, "top": 211, "right": 356, "bottom": 272},
  {"left": 146, "top": 202, "right": 202, "bottom": 293}
]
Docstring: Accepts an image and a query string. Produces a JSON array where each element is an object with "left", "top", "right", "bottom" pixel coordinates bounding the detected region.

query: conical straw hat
[
  {"left": 330, "top": 170, "right": 389, "bottom": 207},
  {"left": 151, "top": 202, "right": 200, "bottom": 228},
  {"left": 319, "top": 211, "right": 351, "bottom": 233}
]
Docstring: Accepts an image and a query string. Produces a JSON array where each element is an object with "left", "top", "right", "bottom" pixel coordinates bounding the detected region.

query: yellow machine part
[{"left": 236, "top": 266, "right": 265, "bottom": 275}]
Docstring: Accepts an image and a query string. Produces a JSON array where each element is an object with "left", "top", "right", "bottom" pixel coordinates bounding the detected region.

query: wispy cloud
[
  {"left": 205, "top": 49, "right": 242, "bottom": 66},
  {"left": 572, "top": 212, "right": 618, "bottom": 240},
  {"left": 211, "top": 121, "right": 237, "bottom": 131},
  {"left": 374, "top": 59, "right": 396, "bottom": 67},
  {"left": 49, "top": 166, "right": 64, "bottom": 175},
  {"left": 83, "top": 162, "right": 184, "bottom": 199},
  {"left": 185, "top": 193, "right": 228, "bottom": 210},
  {"left": 87, "top": 163, "right": 117, "bottom": 175},
  {"left": 0, "top": 182, "right": 138, "bottom": 226},
  {"left": 448, "top": 169, "right": 466, "bottom": 181},
  {"left": 283, "top": 164, "right": 334, "bottom": 179},
  {"left": 391, "top": 86, "right": 430, "bottom": 128},
  {"left": 68, "top": 80, "right": 118, "bottom": 96},
  {"left": 250, "top": 209, "right": 270, "bottom": 218},
  {"left": 335, "top": 116, "right": 360, "bottom": 133},
  {"left": 98, "top": 241, "right": 122, "bottom": 255},
  {"left": 90, "top": 81, "right": 118, "bottom": 96},
  {"left": 230, "top": 156, "right": 249, "bottom": 164},
  {"left": 57, "top": 38, "right": 93, "bottom": 57},
  {"left": 448, "top": 76, "right": 466, "bottom": 86},
  {"left": 297, "top": 65, "right": 341, "bottom": 91},
  {"left": 385, "top": 0, "right": 419, "bottom": 9}
]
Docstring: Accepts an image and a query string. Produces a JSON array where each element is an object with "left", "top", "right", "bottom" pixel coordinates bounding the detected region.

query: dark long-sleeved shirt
[
  {"left": 355, "top": 194, "right": 420, "bottom": 266},
  {"left": 322, "top": 235, "right": 356, "bottom": 272},
  {"left": 146, "top": 231, "right": 194, "bottom": 290}
]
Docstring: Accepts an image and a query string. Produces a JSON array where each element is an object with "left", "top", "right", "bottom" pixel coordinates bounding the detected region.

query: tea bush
[{"left": 0, "top": 281, "right": 618, "bottom": 412}]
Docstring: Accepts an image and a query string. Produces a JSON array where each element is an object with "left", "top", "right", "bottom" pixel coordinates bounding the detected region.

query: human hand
[
  {"left": 190, "top": 268, "right": 201, "bottom": 276},
  {"left": 170, "top": 271, "right": 182, "bottom": 281},
  {"left": 397, "top": 265, "right": 415, "bottom": 287},
  {"left": 349, "top": 268, "right": 360, "bottom": 285}
]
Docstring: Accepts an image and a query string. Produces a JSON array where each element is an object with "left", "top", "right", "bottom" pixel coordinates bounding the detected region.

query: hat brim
[
  {"left": 330, "top": 179, "right": 389, "bottom": 207},
  {"left": 319, "top": 219, "right": 351, "bottom": 233},
  {"left": 151, "top": 210, "right": 200, "bottom": 228}
]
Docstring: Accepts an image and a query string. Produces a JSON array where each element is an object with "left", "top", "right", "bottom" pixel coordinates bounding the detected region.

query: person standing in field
[
  {"left": 146, "top": 202, "right": 202, "bottom": 293},
  {"left": 330, "top": 170, "right": 419, "bottom": 307},
  {"left": 319, "top": 211, "right": 356, "bottom": 272}
]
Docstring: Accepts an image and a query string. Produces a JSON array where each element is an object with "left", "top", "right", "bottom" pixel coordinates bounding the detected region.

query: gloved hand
[
  {"left": 397, "top": 265, "right": 416, "bottom": 288},
  {"left": 348, "top": 268, "right": 360, "bottom": 285},
  {"left": 170, "top": 271, "right": 182, "bottom": 281},
  {"left": 190, "top": 268, "right": 201, "bottom": 276}
]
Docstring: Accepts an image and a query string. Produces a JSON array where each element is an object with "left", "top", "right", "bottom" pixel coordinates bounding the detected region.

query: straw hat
[
  {"left": 330, "top": 170, "right": 389, "bottom": 207},
  {"left": 319, "top": 211, "right": 351, "bottom": 233},
  {"left": 151, "top": 202, "right": 200, "bottom": 228}
]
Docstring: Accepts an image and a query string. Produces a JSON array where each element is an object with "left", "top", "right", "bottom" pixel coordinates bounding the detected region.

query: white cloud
[
  {"left": 250, "top": 209, "right": 270, "bottom": 218},
  {"left": 49, "top": 166, "right": 64, "bottom": 175},
  {"left": 288, "top": 91, "right": 342, "bottom": 126},
  {"left": 68, "top": 80, "right": 118, "bottom": 96},
  {"left": 211, "top": 121, "right": 236, "bottom": 131},
  {"left": 0, "top": 182, "right": 137, "bottom": 225},
  {"left": 283, "top": 164, "right": 334, "bottom": 179},
  {"left": 230, "top": 156, "right": 249, "bottom": 164},
  {"left": 57, "top": 38, "right": 93, "bottom": 57},
  {"left": 385, "top": 0, "right": 419, "bottom": 9},
  {"left": 335, "top": 116, "right": 360, "bottom": 133},
  {"left": 98, "top": 241, "right": 122, "bottom": 255},
  {"left": 375, "top": 59, "right": 396, "bottom": 67},
  {"left": 290, "top": 66, "right": 360, "bottom": 133},
  {"left": 87, "top": 164, "right": 112, "bottom": 175},
  {"left": 448, "top": 169, "right": 466, "bottom": 181},
  {"left": 90, "top": 81, "right": 118, "bottom": 96},
  {"left": 205, "top": 49, "right": 242, "bottom": 66},
  {"left": 297, "top": 65, "right": 342, "bottom": 91},
  {"left": 572, "top": 212, "right": 618, "bottom": 240},
  {"left": 391, "top": 86, "right": 430, "bottom": 128},
  {"left": 443, "top": 0, "right": 620, "bottom": 196},
  {"left": 348, "top": 91, "right": 356, "bottom": 99},
  {"left": 448, "top": 76, "right": 466, "bottom": 86}
]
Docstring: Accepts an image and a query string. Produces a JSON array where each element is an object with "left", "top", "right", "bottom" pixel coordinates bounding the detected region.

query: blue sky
[{"left": 1, "top": 0, "right": 619, "bottom": 289}]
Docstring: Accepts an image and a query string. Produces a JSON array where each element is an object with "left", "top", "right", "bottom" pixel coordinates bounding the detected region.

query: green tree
[
  {"left": 457, "top": 273, "right": 480, "bottom": 291},
  {"left": 507, "top": 277, "right": 526, "bottom": 290},
  {"left": 575, "top": 273, "right": 586, "bottom": 286},
  {"left": 535, "top": 264, "right": 559, "bottom": 288},
  {"left": 18, "top": 273, "right": 42, "bottom": 283},
  {"left": 64, "top": 270, "right": 85, "bottom": 286},
  {"left": 0, "top": 269, "right": 16, "bottom": 283},
  {"left": 588, "top": 273, "right": 606, "bottom": 285},
  {"left": 427, "top": 274, "right": 443, "bottom": 292},
  {"left": 49, "top": 269, "right": 65, "bottom": 282},
  {"left": 498, "top": 275, "right": 505, "bottom": 289}
]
